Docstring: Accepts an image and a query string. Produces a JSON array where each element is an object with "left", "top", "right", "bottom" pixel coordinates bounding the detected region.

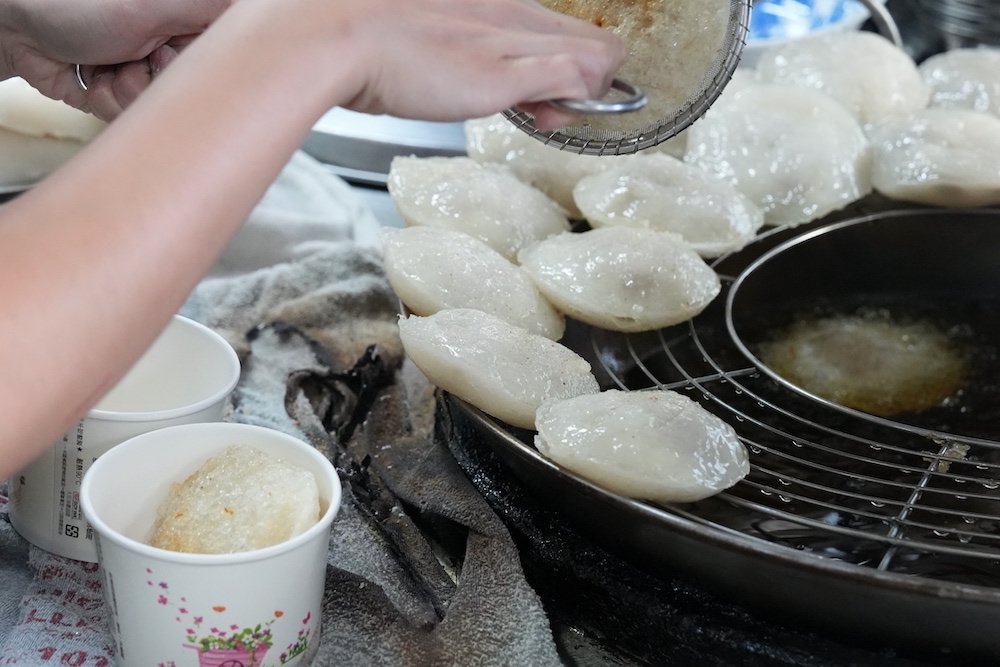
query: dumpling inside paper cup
[
  {"left": 535, "top": 389, "right": 749, "bottom": 503},
  {"left": 147, "top": 444, "right": 321, "bottom": 554}
]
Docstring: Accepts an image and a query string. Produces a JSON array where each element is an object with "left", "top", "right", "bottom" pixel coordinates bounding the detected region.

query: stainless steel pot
[{"left": 728, "top": 208, "right": 1000, "bottom": 440}]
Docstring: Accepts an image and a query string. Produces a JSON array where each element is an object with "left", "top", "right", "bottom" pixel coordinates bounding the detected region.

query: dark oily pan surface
[
  {"left": 442, "top": 200, "right": 1000, "bottom": 662},
  {"left": 444, "top": 397, "right": 956, "bottom": 667}
]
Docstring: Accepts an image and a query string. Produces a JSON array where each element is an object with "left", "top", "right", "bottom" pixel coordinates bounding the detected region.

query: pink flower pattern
[{"left": 145, "top": 567, "right": 312, "bottom": 664}]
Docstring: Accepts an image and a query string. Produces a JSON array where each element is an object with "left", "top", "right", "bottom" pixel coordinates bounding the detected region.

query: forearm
[
  {"left": 0, "top": 0, "right": 357, "bottom": 476},
  {"left": 0, "top": 0, "right": 623, "bottom": 477}
]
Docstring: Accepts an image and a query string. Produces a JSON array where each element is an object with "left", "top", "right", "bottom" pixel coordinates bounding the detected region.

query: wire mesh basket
[{"left": 504, "top": 0, "right": 752, "bottom": 155}]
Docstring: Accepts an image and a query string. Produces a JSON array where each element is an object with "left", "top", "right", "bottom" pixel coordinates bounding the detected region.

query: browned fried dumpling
[{"left": 147, "top": 445, "right": 321, "bottom": 554}]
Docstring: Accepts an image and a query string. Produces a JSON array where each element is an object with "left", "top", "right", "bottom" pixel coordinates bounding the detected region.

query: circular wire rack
[
  {"left": 460, "top": 201, "right": 1000, "bottom": 658},
  {"left": 586, "top": 222, "right": 1000, "bottom": 584}
]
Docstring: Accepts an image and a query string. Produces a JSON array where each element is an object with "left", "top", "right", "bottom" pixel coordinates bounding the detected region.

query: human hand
[
  {"left": 0, "top": 0, "right": 624, "bottom": 474},
  {"left": 260, "top": 0, "right": 626, "bottom": 131},
  {"left": 0, "top": 0, "right": 230, "bottom": 120}
]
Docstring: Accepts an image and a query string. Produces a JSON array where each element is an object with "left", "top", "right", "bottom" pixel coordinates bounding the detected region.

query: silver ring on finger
[{"left": 75, "top": 64, "right": 88, "bottom": 91}]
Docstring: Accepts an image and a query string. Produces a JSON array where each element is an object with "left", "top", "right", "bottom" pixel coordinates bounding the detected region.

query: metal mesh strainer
[{"left": 503, "top": 0, "right": 752, "bottom": 155}]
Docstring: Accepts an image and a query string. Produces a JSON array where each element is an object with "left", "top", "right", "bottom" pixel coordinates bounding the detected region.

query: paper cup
[
  {"left": 80, "top": 422, "right": 341, "bottom": 667},
  {"left": 8, "top": 315, "right": 240, "bottom": 562}
]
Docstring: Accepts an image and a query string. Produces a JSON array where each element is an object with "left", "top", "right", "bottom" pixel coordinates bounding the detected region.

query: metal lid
[{"left": 302, "top": 108, "right": 466, "bottom": 186}]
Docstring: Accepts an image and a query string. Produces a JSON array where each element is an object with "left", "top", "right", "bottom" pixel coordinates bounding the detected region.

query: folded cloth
[
  {"left": 0, "top": 544, "right": 112, "bottom": 664},
  {"left": 206, "top": 150, "right": 383, "bottom": 278},
  {"left": 244, "top": 321, "right": 562, "bottom": 667},
  {"left": 0, "top": 149, "right": 562, "bottom": 666}
]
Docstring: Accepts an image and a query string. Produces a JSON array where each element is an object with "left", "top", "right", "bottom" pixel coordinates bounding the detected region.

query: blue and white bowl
[{"left": 740, "top": 0, "right": 884, "bottom": 68}]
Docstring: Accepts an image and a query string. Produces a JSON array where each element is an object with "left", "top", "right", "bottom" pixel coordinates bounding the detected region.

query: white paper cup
[
  {"left": 8, "top": 315, "right": 240, "bottom": 562},
  {"left": 80, "top": 422, "right": 341, "bottom": 667}
]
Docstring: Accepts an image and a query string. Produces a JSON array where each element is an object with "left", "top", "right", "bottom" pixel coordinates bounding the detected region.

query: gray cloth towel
[{"left": 0, "top": 150, "right": 561, "bottom": 666}]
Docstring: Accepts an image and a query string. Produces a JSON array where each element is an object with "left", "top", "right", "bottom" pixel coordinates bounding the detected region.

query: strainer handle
[
  {"left": 858, "top": 0, "right": 902, "bottom": 47},
  {"left": 547, "top": 77, "right": 647, "bottom": 115}
]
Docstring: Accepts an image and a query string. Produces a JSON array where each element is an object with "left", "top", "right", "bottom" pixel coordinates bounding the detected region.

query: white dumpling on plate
[
  {"left": 573, "top": 152, "right": 765, "bottom": 257},
  {"left": 0, "top": 77, "right": 106, "bottom": 188},
  {"left": 387, "top": 155, "right": 570, "bottom": 263},
  {"left": 535, "top": 389, "right": 750, "bottom": 503},
  {"left": 920, "top": 47, "right": 1000, "bottom": 118},
  {"left": 518, "top": 226, "right": 721, "bottom": 333},
  {"left": 464, "top": 114, "right": 626, "bottom": 218},
  {"left": 381, "top": 226, "right": 565, "bottom": 340},
  {"left": 753, "top": 31, "right": 929, "bottom": 127},
  {"left": 397, "top": 308, "right": 599, "bottom": 430},
  {"left": 867, "top": 108, "right": 1000, "bottom": 207},
  {"left": 684, "top": 82, "right": 873, "bottom": 227},
  {"left": 0, "top": 77, "right": 105, "bottom": 142}
]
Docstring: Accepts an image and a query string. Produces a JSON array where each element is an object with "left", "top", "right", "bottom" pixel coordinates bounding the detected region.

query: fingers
[
  {"left": 505, "top": 41, "right": 620, "bottom": 103},
  {"left": 462, "top": 2, "right": 625, "bottom": 103},
  {"left": 78, "top": 59, "right": 148, "bottom": 120},
  {"left": 79, "top": 68, "right": 125, "bottom": 121},
  {"left": 487, "top": 52, "right": 603, "bottom": 132},
  {"left": 346, "top": 0, "right": 625, "bottom": 124},
  {"left": 70, "top": 43, "right": 182, "bottom": 121},
  {"left": 139, "top": 0, "right": 233, "bottom": 47},
  {"left": 494, "top": 33, "right": 623, "bottom": 130},
  {"left": 464, "top": 37, "right": 624, "bottom": 123},
  {"left": 516, "top": 102, "right": 581, "bottom": 133},
  {"left": 148, "top": 43, "right": 182, "bottom": 77}
]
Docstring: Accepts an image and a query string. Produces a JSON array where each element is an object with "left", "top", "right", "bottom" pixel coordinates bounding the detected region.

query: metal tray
[
  {"left": 454, "top": 207, "right": 1000, "bottom": 661},
  {"left": 302, "top": 109, "right": 465, "bottom": 186}
]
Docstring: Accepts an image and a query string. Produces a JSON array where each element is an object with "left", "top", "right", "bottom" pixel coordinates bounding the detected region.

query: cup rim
[
  {"left": 80, "top": 422, "right": 342, "bottom": 565},
  {"left": 86, "top": 315, "right": 241, "bottom": 422}
]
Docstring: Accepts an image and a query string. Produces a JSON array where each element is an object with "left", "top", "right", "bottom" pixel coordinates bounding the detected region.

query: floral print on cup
[{"left": 148, "top": 568, "right": 314, "bottom": 666}]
